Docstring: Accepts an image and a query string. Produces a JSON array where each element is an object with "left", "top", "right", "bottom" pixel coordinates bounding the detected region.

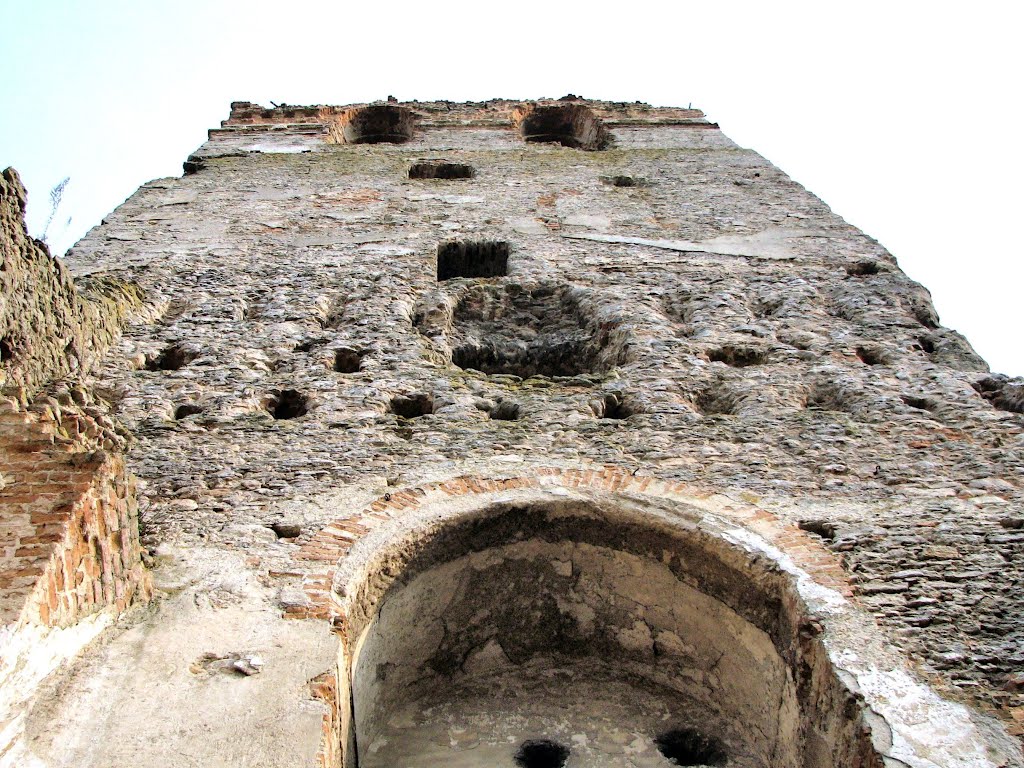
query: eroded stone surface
[{"left": 9, "top": 97, "right": 1021, "bottom": 766}]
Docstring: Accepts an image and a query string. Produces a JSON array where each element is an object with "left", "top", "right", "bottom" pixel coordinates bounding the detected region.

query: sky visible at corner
[{"left": 1, "top": 0, "right": 1021, "bottom": 375}]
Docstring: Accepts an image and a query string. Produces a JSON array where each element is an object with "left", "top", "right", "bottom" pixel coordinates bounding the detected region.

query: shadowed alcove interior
[
  {"left": 329, "top": 105, "right": 417, "bottom": 144},
  {"left": 330, "top": 496, "right": 884, "bottom": 768},
  {"left": 513, "top": 103, "right": 612, "bottom": 151}
]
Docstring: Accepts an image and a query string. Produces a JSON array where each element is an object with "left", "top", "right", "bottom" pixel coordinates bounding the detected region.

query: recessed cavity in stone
[
  {"left": 693, "top": 383, "right": 739, "bottom": 416},
  {"left": 333, "top": 348, "right": 364, "bottom": 373},
  {"left": 268, "top": 389, "right": 309, "bottom": 420},
  {"left": 409, "top": 162, "right": 475, "bottom": 180},
  {"left": 902, "top": 394, "right": 939, "bottom": 413},
  {"left": 342, "top": 499, "right": 885, "bottom": 768},
  {"left": 655, "top": 728, "right": 727, "bottom": 767},
  {"left": 973, "top": 376, "right": 1024, "bottom": 414},
  {"left": 855, "top": 346, "right": 886, "bottom": 366},
  {"left": 593, "top": 392, "right": 633, "bottom": 420},
  {"left": 270, "top": 522, "right": 302, "bottom": 539},
  {"left": 0, "top": 337, "right": 13, "bottom": 362},
  {"left": 145, "top": 343, "right": 196, "bottom": 371},
  {"left": 390, "top": 393, "right": 434, "bottom": 419},
  {"left": 805, "top": 381, "right": 852, "bottom": 412},
  {"left": 516, "top": 104, "right": 611, "bottom": 151},
  {"left": 174, "top": 404, "right": 204, "bottom": 420},
  {"left": 488, "top": 400, "right": 521, "bottom": 421},
  {"left": 798, "top": 519, "right": 837, "bottom": 541},
  {"left": 295, "top": 338, "right": 327, "bottom": 353},
  {"left": 912, "top": 301, "right": 940, "bottom": 329},
  {"left": 707, "top": 345, "right": 768, "bottom": 367},
  {"left": 515, "top": 739, "right": 570, "bottom": 768},
  {"left": 846, "top": 260, "right": 880, "bottom": 277},
  {"left": 332, "top": 105, "right": 415, "bottom": 144},
  {"left": 437, "top": 241, "right": 510, "bottom": 281},
  {"left": 601, "top": 175, "right": 646, "bottom": 188},
  {"left": 447, "top": 284, "right": 625, "bottom": 379}
]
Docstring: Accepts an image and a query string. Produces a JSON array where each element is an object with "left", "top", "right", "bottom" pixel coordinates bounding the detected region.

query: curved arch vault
[{"left": 330, "top": 492, "right": 888, "bottom": 768}]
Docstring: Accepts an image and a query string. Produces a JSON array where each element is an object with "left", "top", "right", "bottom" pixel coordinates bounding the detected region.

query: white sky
[{"left": 2, "top": 1, "right": 1021, "bottom": 375}]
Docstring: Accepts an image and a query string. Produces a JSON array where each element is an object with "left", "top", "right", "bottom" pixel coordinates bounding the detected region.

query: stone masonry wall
[
  {"left": 0, "top": 166, "right": 150, "bottom": 629},
  {"left": 0, "top": 167, "right": 144, "bottom": 397},
  {"left": 24, "top": 98, "right": 1023, "bottom": 766},
  {"left": 0, "top": 168, "right": 151, "bottom": 765}
]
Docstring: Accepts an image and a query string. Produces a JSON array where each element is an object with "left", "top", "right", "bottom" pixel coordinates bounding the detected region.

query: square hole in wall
[
  {"left": 437, "top": 241, "right": 510, "bottom": 281},
  {"left": 409, "top": 162, "right": 475, "bottom": 180}
]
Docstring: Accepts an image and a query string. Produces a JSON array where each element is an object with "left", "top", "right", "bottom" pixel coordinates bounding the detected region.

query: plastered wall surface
[{"left": 0, "top": 99, "right": 1020, "bottom": 767}]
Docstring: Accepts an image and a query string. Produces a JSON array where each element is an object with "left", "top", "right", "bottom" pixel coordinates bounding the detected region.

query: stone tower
[{"left": 0, "top": 98, "right": 1022, "bottom": 768}]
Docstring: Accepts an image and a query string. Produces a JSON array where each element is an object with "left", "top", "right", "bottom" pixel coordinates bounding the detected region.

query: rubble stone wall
[
  {"left": 15, "top": 98, "right": 1022, "bottom": 767},
  {"left": 0, "top": 167, "right": 144, "bottom": 397},
  {"left": 0, "top": 167, "right": 149, "bottom": 766}
]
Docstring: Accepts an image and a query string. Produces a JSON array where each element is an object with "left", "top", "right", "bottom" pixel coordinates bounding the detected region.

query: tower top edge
[{"left": 222, "top": 97, "right": 709, "bottom": 129}]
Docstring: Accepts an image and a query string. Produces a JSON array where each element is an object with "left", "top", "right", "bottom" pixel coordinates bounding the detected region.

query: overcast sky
[{"left": 2, "top": 1, "right": 1021, "bottom": 375}]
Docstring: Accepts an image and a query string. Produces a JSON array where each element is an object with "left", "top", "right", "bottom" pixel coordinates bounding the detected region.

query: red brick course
[
  {"left": 0, "top": 400, "right": 150, "bottom": 627},
  {"left": 284, "top": 466, "right": 853, "bottom": 624}
]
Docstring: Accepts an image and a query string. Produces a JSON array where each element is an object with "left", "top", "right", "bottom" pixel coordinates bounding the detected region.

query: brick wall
[{"left": 0, "top": 397, "right": 150, "bottom": 627}]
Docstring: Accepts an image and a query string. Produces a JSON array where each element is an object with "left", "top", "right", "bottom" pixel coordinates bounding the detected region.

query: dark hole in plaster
[
  {"left": 409, "top": 162, "right": 475, "bottom": 180},
  {"left": 655, "top": 729, "right": 727, "bottom": 767},
  {"left": 174, "top": 404, "right": 204, "bottom": 420},
  {"left": 856, "top": 346, "right": 887, "bottom": 366},
  {"left": 333, "top": 348, "right": 364, "bottom": 373},
  {"left": 340, "top": 105, "right": 415, "bottom": 144},
  {"left": 916, "top": 336, "right": 936, "bottom": 355},
  {"left": 708, "top": 345, "right": 768, "bottom": 367},
  {"left": 437, "top": 241, "right": 510, "bottom": 281},
  {"left": 146, "top": 343, "right": 197, "bottom": 371},
  {"left": 390, "top": 393, "right": 434, "bottom": 419},
  {"left": 594, "top": 392, "right": 633, "bottom": 420},
  {"left": 488, "top": 400, "right": 521, "bottom": 421},
  {"left": 271, "top": 522, "right": 302, "bottom": 539},
  {"left": 515, "top": 739, "right": 570, "bottom": 768},
  {"left": 799, "top": 519, "right": 837, "bottom": 541},
  {"left": 0, "top": 337, "right": 13, "bottom": 362},
  {"left": 846, "top": 260, "right": 880, "bottom": 277},
  {"left": 518, "top": 104, "right": 611, "bottom": 151},
  {"left": 269, "top": 389, "right": 309, "bottom": 420}
]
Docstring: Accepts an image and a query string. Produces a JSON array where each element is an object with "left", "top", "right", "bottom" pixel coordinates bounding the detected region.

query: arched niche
[
  {"left": 332, "top": 495, "right": 883, "bottom": 768},
  {"left": 514, "top": 104, "right": 611, "bottom": 150},
  {"left": 333, "top": 105, "right": 416, "bottom": 144}
]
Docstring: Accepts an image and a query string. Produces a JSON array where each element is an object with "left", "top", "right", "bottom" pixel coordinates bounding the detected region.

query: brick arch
[
  {"left": 290, "top": 466, "right": 852, "bottom": 622},
  {"left": 295, "top": 468, "right": 1000, "bottom": 768}
]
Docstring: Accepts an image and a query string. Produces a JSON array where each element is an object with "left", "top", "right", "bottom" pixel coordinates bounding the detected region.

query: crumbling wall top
[{"left": 222, "top": 96, "right": 711, "bottom": 129}]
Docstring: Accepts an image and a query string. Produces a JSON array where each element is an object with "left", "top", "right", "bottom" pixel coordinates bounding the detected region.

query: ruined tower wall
[
  {"left": 0, "top": 168, "right": 144, "bottom": 396},
  {"left": 5, "top": 99, "right": 1022, "bottom": 767},
  {"left": 0, "top": 168, "right": 151, "bottom": 765}
]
